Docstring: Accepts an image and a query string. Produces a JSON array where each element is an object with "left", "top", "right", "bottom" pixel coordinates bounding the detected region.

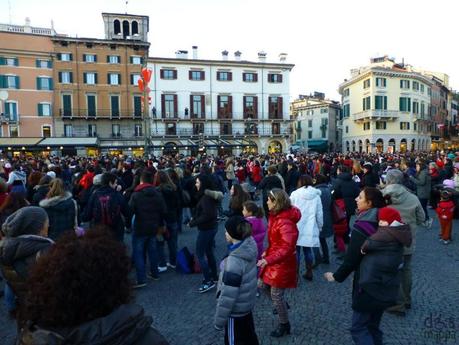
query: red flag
[{"left": 137, "top": 78, "right": 144, "bottom": 91}]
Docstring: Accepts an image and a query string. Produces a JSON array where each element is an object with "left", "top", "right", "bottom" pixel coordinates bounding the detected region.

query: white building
[
  {"left": 147, "top": 48, "right": 294, "bottom": 156},
  {"left": 339, "top": 56, "right": 434, "bottom": 153},
  {"left": 290, "top": 93, "right": 341, "bottom": 152}
]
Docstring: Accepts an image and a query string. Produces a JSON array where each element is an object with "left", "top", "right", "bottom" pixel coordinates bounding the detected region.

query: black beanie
[{"left": 225, "top": 215, "right": 248, "bottom": 241}]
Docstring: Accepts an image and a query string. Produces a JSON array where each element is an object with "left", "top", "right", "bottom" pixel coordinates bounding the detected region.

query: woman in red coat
[
  {"left": 251, "top": 161, "right": 263, "bottom": 186},
  {"left": 257, "top": 188, "right": 300, "bottom": 338}
]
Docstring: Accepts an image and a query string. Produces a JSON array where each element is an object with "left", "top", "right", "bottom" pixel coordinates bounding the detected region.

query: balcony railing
[
  {"left": 150, "top": 127, "right": 291, "bottom": 137},
  {"left": 353, "top": 110, "right": 399, "bottom": 121},
  {"left": 60, "top": 109, "right": 143, "bottom": 119}
]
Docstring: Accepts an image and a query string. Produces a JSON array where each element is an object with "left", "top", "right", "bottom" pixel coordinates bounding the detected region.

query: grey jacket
[
  {"left": 315, "top": 183, "right": 333, "bottom": 238},
  {"left": 409, "top": 168, "right": 431, "bottom": 199},
  {"left": 381, "top": 184, "right": 425, "bottom": 255},
  {"left": 214, "top": 236, "right": 258, "bottom": 328}
]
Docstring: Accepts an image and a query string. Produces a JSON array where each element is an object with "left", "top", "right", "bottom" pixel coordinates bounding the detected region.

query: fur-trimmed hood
[{"left": 39, "top": 192, "right": 73, "bottom": 208}]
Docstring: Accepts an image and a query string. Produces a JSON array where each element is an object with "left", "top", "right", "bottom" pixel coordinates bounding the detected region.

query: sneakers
[
  {"left": 424, "top": 218, "right": 433, "bottom": 229},
  {"left": 158, "top": 266, "right": 167, "bottom": 273},
  {"left": 198, "top": 281, "right": 216, "bottom": 293},
  {"left": 167, "top": 262, "right": 176, "bottom": 269},
  {"left": 443, "top": 240, "right": 450, "bottom": 245},
  {"left": 132, "top": 282, "right": 147, "bottom": 289}
]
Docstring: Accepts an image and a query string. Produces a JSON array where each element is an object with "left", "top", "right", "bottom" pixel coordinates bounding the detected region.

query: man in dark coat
[
  {"left": 285, "top": 160, "right": 300, "bottom": 195},
  {"left": 257, "top": 165, "right": 283, "bottom": 219}
]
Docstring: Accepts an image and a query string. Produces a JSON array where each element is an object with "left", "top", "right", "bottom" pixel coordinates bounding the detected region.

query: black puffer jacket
[
  {"left": 17, "top": 304, "right": 169, "bottom": 345},
  {"left": 39, "top": 192, "right": 77, "bottom": 241},
  {"left": 31, "top": 185, "right": 49, "bottom": 206},
  {"left": 129, "top": 184, "right": 167, "bottom": 237},
  {"left": 189, "top": 192, "right": 218, "bottom": 231},
  {"left": 0, "top": 235, "right": 53, "bottom": 303},
  {"left": 158, "top": 184, "right": 181, "bottom": 223},
  {"left": 332, "top": 172, "right": 360, "bottom": 217}
]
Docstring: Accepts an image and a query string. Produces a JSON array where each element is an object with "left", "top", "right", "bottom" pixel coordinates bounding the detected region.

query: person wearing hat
[
  {"left": 361, "top": 163, "right": 379, "bottom": 188},
  {"left": 0, "top": 206, "right": 53, "bottom": 320},
  {"left": 435, "top": 190, "right": 455, "bottom": 245},
  {"left": 214, "top": 216, "right": 259, "bottom": 345}
]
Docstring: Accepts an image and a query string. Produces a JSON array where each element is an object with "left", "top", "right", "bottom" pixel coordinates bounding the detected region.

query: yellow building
[{"left": 339, "top": 56, "right": 434, "bottom": 153}]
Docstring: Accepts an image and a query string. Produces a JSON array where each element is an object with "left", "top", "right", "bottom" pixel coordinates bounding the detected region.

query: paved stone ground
[{"left": 1, "top": 206, "right": 458, "bottom": 345}]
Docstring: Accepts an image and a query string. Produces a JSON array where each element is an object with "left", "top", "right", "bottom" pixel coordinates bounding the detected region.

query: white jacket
[{"left": 290, "top": 186, "right": 323, "bottom": 247}]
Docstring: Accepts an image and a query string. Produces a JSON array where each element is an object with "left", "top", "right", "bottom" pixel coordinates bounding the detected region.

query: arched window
[
  {"left": 132, "top": 21, "right": 139, "bottom": 35},
  {"left": 346, "top": 141, "right": 350, "bottom": 152},
  {"left": 122, "top": 20, "right": 130, "bottom": 38},
  {"left": 114, "top": 20, "right": 121, "bottom": 35}
]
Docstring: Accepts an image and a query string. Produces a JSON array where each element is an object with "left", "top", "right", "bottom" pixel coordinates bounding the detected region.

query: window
[
  {"left": 400, "top": 122, "right": 410, "bottom": 130},
  {"left": 107, "top": 55, "right": 120, "bottom": 64},
  {"left": 191, "top": 95, "right": 204, "bottom": 117},
  {"left": 362, "top": 96, "right": 371, "bottom": 111},
  {"left": 400, "top": 80, "right": 410, "bottom": 89},
  {"left": 307, "top": 110, "right": 314, "bottom": 116},
  {"left": 37, "top": 103, "right": 51, "bottom": 116},
  {"left": 376, "top": 78, "right": 386, "bottom": 87},
  {"left": 64, "top": 124, "right": 73, "bottom": 137},
  {"left": 130, "top": 56, "right": 142, "bottom": 64},
  {"left": 421, "top": 102, "right": 426, "bottom": 116},
  {"left": 86, "top": 94, "right": 96, "bottom": 117},
  {"left": 414, "top": 123, "right": 417, "bottom": 131},
  {"left": 413, "top": 101, "right": 419, "bottom": 114},
  {"left": 134, "top": 124, "right": 143, "bottom": 137},
  {"left": 321, "top": 118, "right": 327, "bottom": 138},
  {"left": 189, "top": 71, "right": 204, "bottom": 81},
  {"left": 0, "top": 75, "right": 20, "bottom": 89},
  {"left": 134, "top": 95, "right": 142, "bottom": 117},
  {"left": 108, "top": 73, "right": 121, "bottom": 85},
  {"left": 36, "top": 59, "right": 52, "bottom": 68},
  {"left": 36, "top": 77, "right": 53, "bottom": 90},
  {"left": 131, "top": 74, "right": 140, "bottom": 85},
  {"left": 112, "top": 124, "right": 121, "bottom": 137},
  {"left": 308, "top": 120, "right": 313, "bottom": 128},
  {"left": 363, "top": 79, "right": 371, "bottom": 89},
  {"left": 243, "top": 73, "right": 257, "bottom": 82},
  {"left": 111, "top": 95, "right": 120, "bottom": 117},
  {"left": 58, "top": 71, "right": 73, "bottom": 84},
  {"left": 83, "top": 54, "right": 97, "bottom": 63},
  {"left": 4, "top": 102, "right": 18, "bottom": 121},
  {"left": 427, "top": 87, "right": 431, "bottom": 96},
  {"left": 320, "top": 108, "right": 328, "bottom": 114},
  {"left": 243, "top": 96, "right": 257, "bottom": 118},
  {"left": 308, "top": 130, "right": 313, "bottom": 139},
  {"left": 62, "top": 94, "right": 72, "bottom": 117},
  {"left": 375, "top": 121, "right": 386, "bottom": 130},
  {"left": 163, "top": 94, "right": 177, "bottom": 118},
  {"left": 9, "top": 125, "right": 18, "bottom": 138},
  {"left": 363, "top": 122, "right": 370, "bottom": 130},
  {"left": 343, "top": 104, "right": 350, "bottom": 117},
  {"left": 88, "top": 124, "right": 97, "bottom": 137},
  {"left": 343, "top": 88, "right": 350, "bottom": 97},
  {"left": 412, "top": 81, "right": 419, "bottom": 91},
  {"left": 58, "top": 53, "right": 72, "bottom": 61},
  {"left": 218, "top": 95, "right": 232, "bottom": 118},
  {"left": 42, "top": 126, "right": 51, "bottom": 138},
  {"left": 268, "top": 74, "right": 282, "bottom": 83},
  {"left": 0, "top": 57, "right": 19, "bottom": 66},
  {"left": 399, "top": 97, "right": 411, "bottom": 112},
  {"left": 268, "top": 97, "right": 283, "bottom": 119},
  {"left": 345, "top": 126, "right": 349, "bottom": 133},
  {"left": 217, "top": 71, "right": 232, "bottom": 81},
  {"left": 374, "top": 96, "right": 387, "bottom": 110},
  {"left": 161, "top": 69, "right": 177, "bottom": 80},
  {"left": 420, "top": 84, "right": 425, "bottom": 93},
  {"left": 84, "top": 72, "right": 97, "bottom": 85}
]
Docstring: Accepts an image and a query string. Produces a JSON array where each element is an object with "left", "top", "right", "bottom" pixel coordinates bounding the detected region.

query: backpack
[
  {"left": 176, "top": 247, "right": 194, "bottom": 274},
  {"left": 94, "top": 194, "right": 119, "bottom": 226}
]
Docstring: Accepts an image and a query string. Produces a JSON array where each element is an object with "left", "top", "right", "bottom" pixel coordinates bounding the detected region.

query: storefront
[
  {"left": 38, "top": 138, "right": 99, "bottom": 156},
  {"left": 0, "top": 138, "right": 44, "bottom": 157}
]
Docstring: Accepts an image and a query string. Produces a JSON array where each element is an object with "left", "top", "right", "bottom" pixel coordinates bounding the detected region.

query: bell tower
[{"left": 102, "top": 13, "right": 149, "bottom": 42}]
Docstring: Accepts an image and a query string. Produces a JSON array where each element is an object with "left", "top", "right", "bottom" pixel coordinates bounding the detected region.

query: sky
[{"left": 2, "top": 0, "right": 458, "bottom": 101}]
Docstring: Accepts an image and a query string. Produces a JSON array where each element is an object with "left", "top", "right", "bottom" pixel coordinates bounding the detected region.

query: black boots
[
  {"left": 303, "top": 263, "right": 313, "bottom": 281},
  {"left": 271, "top": 322, "right": 291, "bottom": 337}
]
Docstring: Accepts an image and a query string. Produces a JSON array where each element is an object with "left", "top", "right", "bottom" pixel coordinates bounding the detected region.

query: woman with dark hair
[
  {"left": 0, "top": 192, "right": 29, "bottom": 227},
  {"left": 39, "top": 178, "right": 78, "bottom": 241},
  {"left": 26, "top": 171, "right": 43, "bottom": 203},
  {"left": 313, "top": 174, "right": 333, "bottom": 266},
  {"left": 189, "top": 174, "right": 220, "bottom": 293},
  {"left": 225, "top": 184, "right": 250, "bottom": 217},
  {"left": 31, "top": 175, "right": 53, "bottom": 206},
  {"left": 17, "top": 229, "right": 169, "bottom": 345},
  {"left": 324, "top": 187, "right": 387, "bottom": 345},
  {"left": 257, "top": 188, "right": 300, "bottom": 338}
]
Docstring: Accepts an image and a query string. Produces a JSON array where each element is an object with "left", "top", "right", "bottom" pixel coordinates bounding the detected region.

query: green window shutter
[
  {"left": 107, "top": 73, "right": 110, "bottom": 84},
  {"left": 107, "top": 55, "right": 110, "bottom": 63},
  {"left": 69, "top": 72, "right": 73, "bottom": 83},
  {"left": 83, "top": 73, "right": 87, "bottom": 83},
  {"left": 58, "top": 72, "right": 62, "bottom": 83},
  {"left": 399, "top": 98, "right": 403, "bottom": 111},
  {"left": 4, "top": 102, "right": 9, "bottom": 116},
  {"left": 48, "top": 60, "right": 52, "bottom": 68},
  {"left": 130, "top": 74, "right": 133, "bottom": 85},
  {"left": 69, "top": 53, "right": 73, "bottom": 61},
  {"left": 83, "top": 54, "right": 86, "bottom": 62},
  {"left": 37, "top": 103, "right": 43, "bottom": 116},
  {"left": 14, "top": 58, "right": 19, "bottom": 66},
  {"left": 95, "top": 73, "right": 98, "bottom": 84},
  {"left": 384, "top": 96, "right": 387, "bottom": 110},
  {"left": 134, "top": 96, "right": 142, "bottom": 116},
  {"left": 408, "top": 98, "right": 411, "bottom": 112},
  {"left": 362, "top": 98, "right": 365, "bottom": 110},
  {"left": 0, "top": 57, "right": 5, "bottom": 65},
  {"left": 15, "top": 76, "right": 20, "bottom": 89},
  {"left": 118, "top": 74, "right": 121, "bottom": 84},
  {"left": 87, "top": 95, "right": 96, "bottom": 116},
  {"left": 129, "top": 56, "right": 133, "bottom": 64},
  {"left": 36, "top": 77, "right": 41, "bottom": 90},
  {"left": 0, "top": 75, "right": 5, "bottom": 88},
  {"left": 36, "top": 59, "right": 40, "bottom": 68},
  {"left": 94, "top": 55, "right": 97, "bottom": 62},
  {"left": 117, "top": 55, "right": 121, "bottom": 63},
  {"left": 57, "top": 53, "right": 61, "bottom": 60},
  {"left": 49, "top": 78, "right": 53, "bottom": 90}
]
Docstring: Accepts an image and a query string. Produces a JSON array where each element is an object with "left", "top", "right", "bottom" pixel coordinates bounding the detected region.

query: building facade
[
  {"left": 0, "top": 19, "right": 55, "bottom": 149},
  {"left": 339, "top": 56, "right": 435, "bottom": 153},
  {"left": 290, "top": 92, "right": 340, "bottom": 152},
  {"left": 147, "top": 50, "right": 294, "bottom": 156}
]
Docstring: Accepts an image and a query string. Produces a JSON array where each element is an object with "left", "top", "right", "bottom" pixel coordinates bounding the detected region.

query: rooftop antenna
[{"left": 125, "top": 0, "right": 128, "bottom": 14}]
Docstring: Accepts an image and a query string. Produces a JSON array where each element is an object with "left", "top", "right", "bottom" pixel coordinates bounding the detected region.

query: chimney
[
  {"left": 279, "top": 53, "right": 287, "bottom": 62},
  {"left": 192, "top": 46, "right": 198, "bottom": 59},
  {"left": 175, "top": 50, "right": 188, "bottom": 59},
  {"left": 222, "top": 50, "right": 228, "bottom": 61},
  {"left": 258, "top": 51, "right": 267, "bottom": 63},
  {"left": 234, "top": 51, "right": 241, "bottom": 62}
]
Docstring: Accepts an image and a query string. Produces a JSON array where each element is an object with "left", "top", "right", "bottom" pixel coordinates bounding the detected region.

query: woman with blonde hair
[{"left": 39, "top": 178, "right": 77, "bottom": 240}]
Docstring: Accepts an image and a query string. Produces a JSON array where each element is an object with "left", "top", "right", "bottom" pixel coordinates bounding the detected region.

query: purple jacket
[{"left": 245, "top": 216, "right": 266, "bottom": 260}]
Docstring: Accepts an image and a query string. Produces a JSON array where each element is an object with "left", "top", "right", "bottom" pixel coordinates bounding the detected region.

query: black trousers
[{"left": 225, "top": 312, "right": 259, "bottom": 345}]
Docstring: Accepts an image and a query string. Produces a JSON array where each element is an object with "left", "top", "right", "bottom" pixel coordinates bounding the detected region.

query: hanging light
[
  {"left": 60, "top": 146, "right": 64, "bottom": 150},
  {"left": 46, "top": 146, "right": 51, "bottom": 150},
  {"left": 21, "top": 146, "right": 26, "bottom": 150}
]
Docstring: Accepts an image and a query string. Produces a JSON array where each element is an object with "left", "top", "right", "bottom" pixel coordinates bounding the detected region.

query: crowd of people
[{"left": 0, "top": 149, "right": 458, "bottom": 345}]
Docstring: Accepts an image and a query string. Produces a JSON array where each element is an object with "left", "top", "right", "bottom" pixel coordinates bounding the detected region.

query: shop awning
[
  {"left": 0, "top": 138, "right": 43, "bottom": 147},
  {"left": 39, "top": 137, "right": 98, "bottom": 147},
  {"left": 99, "top": 139, "right": 144, "bottom": 148}
]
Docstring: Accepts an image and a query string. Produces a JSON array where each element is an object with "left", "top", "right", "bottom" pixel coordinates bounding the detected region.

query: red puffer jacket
[
  {"left": 252, "top": 165, "right": 262, "bottom": 183},
  {"left": 436, "top": 200, "right": 455, "bottom": 221},
  {"left": 261, "top": 206, "right": 301, "bottom": 289}
]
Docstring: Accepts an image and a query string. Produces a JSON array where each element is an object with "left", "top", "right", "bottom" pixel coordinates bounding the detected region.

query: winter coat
[
  {"left": 358, "top": 223, "right": 412, "bottom": 310},
  {"left": 39, "top": 192, "right": 77, "bottom": 241},
  {"left": 79, "top": 171, "right": 95, "bottom": 191},
  {"left": 331, "top": 172, "right": 360, "bottom": 218},
  {"left": 361, "top": 171, "right": 379, "bottom": 188},
  {"left": 17, "top": 304, "right": 169, "bottom": 345},
  {"left": 189, "top": 192, "right": 219, "bottom": 231},
  {"left": 7, "top": 170, "right": 26, "bottom": 186},
  {"left": 251, "top": 165, "right": 263, "bottom": 184},
  {"left": 225, "top": 163, "right": 236, "bottom": 181},
  {"left": 290, "top": 186, "right": 323, "bottom": 248},
  {"left": 285, "top": 168, "right": 300, "bottom": 195},
  {"left": 158, "top": 184, "right": 181, "bottom": 224},
  {"left": 0, "top": 235, "right": 53, "bottom": 305},
  {"left": 315, "top": 183, "right": 333, "bottom": 238},
  {"left": 436, "top": 199, "right": 455, "bottom": 222},
  {"left": 214, "top": 237, "right": 258, "bottom": 329},
  {"left": 32, "top": 185, "right": 49, "bottom": 206},
  {"left": 409, "top": 168, "right": 431, "bottom": 199},
  {"left": 245, "top": 216, "right": 266, "bottom": 260},
  {"left": 381, "top": 184, "right": 425, "bottom": 255},
  {"left": 261, "top": 206, "right": 301, "bottom": 289},
  {"left": 257, "top": 175, "right": 283, "bottom": 203},
  {"left": 129, "top": 183, "right": 167, "bottom": 237}
]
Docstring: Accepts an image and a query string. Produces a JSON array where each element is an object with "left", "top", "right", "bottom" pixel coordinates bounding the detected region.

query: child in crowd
[
  {"left": 435, "top": 190, "right": 455, "bottom": 245},
  {"left": 214, "top": 216, "right": 259, "bottom": 345},
  {"left": 242, "top": 201, "right": 266, "bottom": 261}
]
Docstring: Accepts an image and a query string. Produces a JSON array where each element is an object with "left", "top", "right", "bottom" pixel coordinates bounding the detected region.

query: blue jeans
[
  {"left": 157, "top": 222, "right": 178, "bottom": 266},
  {"left": 350, "top": 310, "right": 384, "bottom": 345},
  {"left": 4, "top": 282, "right": 16, "bottom": 312},
  {"left": 296, "top": 246, "right": 314, "bottom": 265},
  {"left": 196, "top": 228, "right": 218, "bottom": 282},
  {"left": 132, "top": 233, "right": 159, "bottom": 284},
  {"left": 419, "top": 198, "right": 430, "bottom": 221}
]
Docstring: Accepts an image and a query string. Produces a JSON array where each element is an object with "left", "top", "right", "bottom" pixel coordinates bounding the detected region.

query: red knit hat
[{"left": 379, "top": 207, "right": 401, "bottom": 225}]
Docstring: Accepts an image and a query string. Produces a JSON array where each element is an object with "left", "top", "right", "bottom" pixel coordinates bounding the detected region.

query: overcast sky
[{"left": 2, "top": 0, "right": 458, "bottom": 100}]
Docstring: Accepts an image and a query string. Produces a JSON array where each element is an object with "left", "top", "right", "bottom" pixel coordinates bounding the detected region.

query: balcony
[
  {"left": 0, "top": 115, "right": 18, "bottom": 124},
  {"left": 59, "top": 109, "right": 144, "bottom": 119},
  {"left": 150, "top": 126, "right": 291, "bottom": 138},
  {"left": 353, "top": 110, "right": 399, "bottom": 122}
]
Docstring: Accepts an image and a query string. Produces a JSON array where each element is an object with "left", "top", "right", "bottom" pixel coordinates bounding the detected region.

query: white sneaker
[
  {"left": 424, "top": 219, "right": 433, "bottom": 228},
  {"left": 158, "top": 266, "right": 168, "bottom": 273},
  {"left": 167, "top": 262, "right": 176, "bottom": 269}
]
